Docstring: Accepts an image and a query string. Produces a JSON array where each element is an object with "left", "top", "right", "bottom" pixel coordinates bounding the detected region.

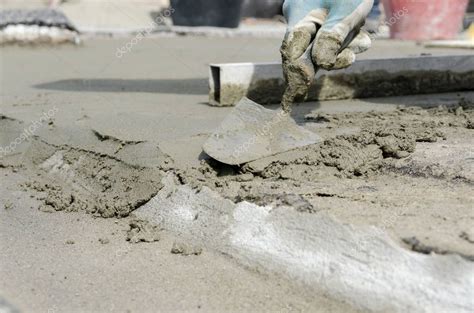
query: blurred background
[{"left": 1, "top": 0, "right": 473, "bottom": 45}]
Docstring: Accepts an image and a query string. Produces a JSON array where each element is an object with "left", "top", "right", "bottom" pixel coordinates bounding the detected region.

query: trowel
[
  {"left": 203, "top": 97, "right": 320, "bottom": 165},
  {"left": 203, "top": 48, "right": 321, "bottom": 165},
  {"left": 203, "top": 44, "right": 321, "bottom": 166},
  {"left": 202, "top": 25, "right": 368, "bottom": 166}
]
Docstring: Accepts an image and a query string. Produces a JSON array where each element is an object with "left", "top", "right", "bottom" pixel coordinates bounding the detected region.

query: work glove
[{"left": 280, "top": 0, "right": 374, "bottom": 111}]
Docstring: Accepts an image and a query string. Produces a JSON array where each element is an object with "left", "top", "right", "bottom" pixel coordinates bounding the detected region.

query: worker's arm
[{"left": 280, "top": 0, "right": 374, "bottom": 111}]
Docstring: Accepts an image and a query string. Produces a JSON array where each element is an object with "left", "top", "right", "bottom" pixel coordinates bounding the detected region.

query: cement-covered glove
[{"left": 280, "top": 0, "right": 373, "bottom": 111}]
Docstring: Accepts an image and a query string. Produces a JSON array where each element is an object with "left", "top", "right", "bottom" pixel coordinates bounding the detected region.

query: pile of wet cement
[
  {"left": 2, "top": 102, "right": 472, "bottom": 217},
  {"left": 20, "top": 143, "right": 164, "bottom": 218},
  {"left": 179, "top": 103, "right": 473, "bottom": 204},
  {"left": 0, "top": 117, "right": 167, "bottom": 218}
]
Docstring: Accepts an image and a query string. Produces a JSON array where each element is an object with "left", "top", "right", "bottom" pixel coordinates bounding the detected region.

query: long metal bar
[{"left": 209, "top": 55, "right": 474, "bottom": 106}]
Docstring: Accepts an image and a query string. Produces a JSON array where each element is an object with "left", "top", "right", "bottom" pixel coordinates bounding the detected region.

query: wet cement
[
  {"left": 180, "top": 101, "right": 474, "bottom": 257},
  {"left": 1, "top": 90, "right": 472, "bottom": 257},
  {"left": 9, "top": 98, "right": 461, "bottom": 204},
  {"left": 2, "top": 37, "right": 473, "bottom": 313},
  {"left": 3, "top": 168, "right": 354, "bottom": 313},
  {"left": 1, "top": 118, "right": 168, "bottom": 218},
  {"left": 133, "top": 173, "right": 473, "bottom": 313},
  {"left": 126, "top": 219, "right": 161, "bottom": 243},
  {"left": 189, "top": 102, "right": 472, "bottom": 189}
]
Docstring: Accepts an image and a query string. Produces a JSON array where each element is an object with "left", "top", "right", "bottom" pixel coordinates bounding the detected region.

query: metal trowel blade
[{"left": 203, "top": 97, "right": 321, "bottom": 165}]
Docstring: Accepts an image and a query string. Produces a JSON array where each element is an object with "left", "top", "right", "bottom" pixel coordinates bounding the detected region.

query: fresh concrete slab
[{"left": 1, "top": 37, "right": 473, "bottom": 313}]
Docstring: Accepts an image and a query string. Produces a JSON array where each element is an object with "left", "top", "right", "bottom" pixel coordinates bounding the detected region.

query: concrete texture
[
  {"left": 134, "top": 175, "right": 473, "bottom": 313},
  {"left": 1, "top": 168, "right": 352, "bottom": 313},
  {"left": 1, "top": 37, "right": 474, "bottom": 312}
]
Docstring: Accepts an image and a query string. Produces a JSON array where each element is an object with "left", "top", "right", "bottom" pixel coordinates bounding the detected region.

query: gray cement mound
[
  {"left": 0, "top": 119, "right": 169, "bottom": 218},
  {"left": 134, "top": 174, "right": 474, "bottom": 313}
]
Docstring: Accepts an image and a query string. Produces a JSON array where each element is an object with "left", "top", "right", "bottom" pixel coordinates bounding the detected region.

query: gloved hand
[{"left": 280, "top": 0, "right": 374, "bottom": 112}]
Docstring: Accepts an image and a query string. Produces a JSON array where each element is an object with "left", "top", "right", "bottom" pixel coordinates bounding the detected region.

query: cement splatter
[
  {"left": 126, "top": 219, "right": 161, "bottom": 243},
  {"left": 170, "top": 241, "right": 203, "bottom": 256}
]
